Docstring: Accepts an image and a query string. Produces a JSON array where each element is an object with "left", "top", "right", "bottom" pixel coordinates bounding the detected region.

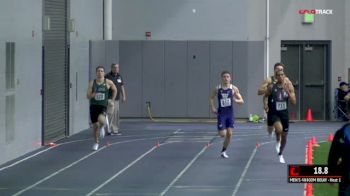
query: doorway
[
  {"left": 281, "top": 41, "right": 331, "bottom": 120},
  {"left": 42, "top": 0, "right": 70, "bottom": 145}
]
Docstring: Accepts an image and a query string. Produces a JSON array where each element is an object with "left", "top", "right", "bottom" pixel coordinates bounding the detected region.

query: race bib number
[
  {"left": 95, "top": 93, "right": 105, "bottom": 101},
  {"left": 276, "top": 101, "right": 287, "bottom": 111},
  {"left": 220, "top": 98, "right": 232, "bottom": 107}
]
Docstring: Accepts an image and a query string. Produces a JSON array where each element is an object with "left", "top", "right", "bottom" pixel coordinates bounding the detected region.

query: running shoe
[
  {"left": 108, "top": 131, "right": 122, "bottom": 136},
  {"left": 221, "top": 151, "right": 229, "bottom": 158},
  {"left": 92, "top": 143, "right": 99, "bottom": 151},
  {"left": 279, "top": 155, "right": 285, "bottom": 163},
  {"left": 275, "top": 141, "right": 281, "bottom": 153}
]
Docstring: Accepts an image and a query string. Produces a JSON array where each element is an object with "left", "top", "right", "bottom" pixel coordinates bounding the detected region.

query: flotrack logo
[{"left": 299, "top": 9, "right": 333, "bottom": 15}]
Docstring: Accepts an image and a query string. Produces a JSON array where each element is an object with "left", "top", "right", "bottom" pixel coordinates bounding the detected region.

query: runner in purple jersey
[{"left": 209, "top": 71, "right": 244, "bottom": 158}]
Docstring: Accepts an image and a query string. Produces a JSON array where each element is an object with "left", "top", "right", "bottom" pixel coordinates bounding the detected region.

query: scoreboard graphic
[{"left": 288, "top": 165, "right": 342, "bottom": 183}]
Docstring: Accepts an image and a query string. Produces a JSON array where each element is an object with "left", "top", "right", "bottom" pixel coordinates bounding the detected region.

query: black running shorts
[
  {"left": 269, "top": 111, "right": 289, "bottom": 132},
  {"left": 90, "top": 105, "right": 106, "bottom": 123}
]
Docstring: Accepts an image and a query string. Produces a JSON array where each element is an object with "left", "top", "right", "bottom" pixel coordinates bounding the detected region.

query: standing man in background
[
  {"left": 105, "top": 63, "right": 127, "bottom": 135},
  {"left": 328, "top": 123, "right": 350, "bottom": 195}
]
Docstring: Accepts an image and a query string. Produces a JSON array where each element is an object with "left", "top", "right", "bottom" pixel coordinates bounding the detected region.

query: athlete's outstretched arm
[
  {"left": 287, "top": 82, "right": 296, "bottom": 105},
  {"left": 209, "top": 89, "right": 218, "bottom": 114},
  {"left": 106, "top": 79, "right": 117, "bottom": 100},
  {"left": 263, "top": 95, "right": 269, "bottom": 112},
  {"left": 86, "top": 81, "right": 95, "bottom": 100},
  {"left": 233, "top": 86, "right": 244, "bottom": 105},
  {"left": 257, "top": 77, "right": 272, "bottom": 95},
  {"left": 265, "top": 83, "right": 273, "bottom": 97}
]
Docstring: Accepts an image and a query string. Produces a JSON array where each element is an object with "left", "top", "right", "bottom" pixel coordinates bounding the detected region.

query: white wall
[
  {"left": 0, "top": 0, "right": 103, "bottom": 165},
  {"left": 346, "top": 0, "right": 350, "bottom": 81},
  {"left": 112, "top": 0, "right": 266, "bottom": 41},
  {"left": 69, "top": 0, "right": 103, "bottom": 135},
  {"left": 0, "top": 0, "right": 42, "bottom": 165}
]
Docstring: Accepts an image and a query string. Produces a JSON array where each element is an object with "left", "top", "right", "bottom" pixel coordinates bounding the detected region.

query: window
[
  {"left": 5, "top": 42, "right": 15, "bottom": 143},
  {"left": 6, "top": 42, "right": 15, "bottom": 90}
]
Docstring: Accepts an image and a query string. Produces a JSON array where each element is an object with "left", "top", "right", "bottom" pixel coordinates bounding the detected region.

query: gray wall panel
[
  {"left": 233, "top": 42, "right": 249, "bottom": 118},
  {"left": 142, "top": 41, "right": 165, "bottom": 117},
  {"left": 164, "top": 41, "right": 187, "bottom": 117},
  {"left": 105, "top": 40, "right": 119, "bottom": 70},
  {"left": 89, "top": 40, "right": 265, "bottom": 118},
  {"left": 119, "top": 41, "right": 143, "bottom": 117},
  {"left": 246, "top": 41, "right": 265, "bottom": 117},
  {"left": 232, "top": 41, "right": 265, "bottom": 118},
  {"left": 209, "top": 41, "right": 233, "bottom": 118},
  {"left": 89, "top": 40, "right": 106, "bottom": 80},
  {"left": 187, "top": 41, "right": 210, "bottom": 117},
  {"left": 69, "top": 41, "right": 90, "bottom": 134}
]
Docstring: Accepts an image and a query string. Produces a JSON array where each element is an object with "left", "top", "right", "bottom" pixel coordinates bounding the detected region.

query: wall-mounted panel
[
  {"left": 233, "top": 41, "right": 249, "bottom": 118},
  {"left": 246, "top": 41, "right": 265, "bottom": 117},
  {"left": 105, "top": 40, "right": 119, "bottom": 69},
  {"left": 142, "top": 41, "right": 165, "bottom": 117},
  {"left": 187, "top": 41, "right": 210, "bottom": 117},
  {"left": 233, "top": 41, "right": 265, "bottom": 118},
  {"left": 119, "top": 41, "right": 143, "bottom": 117},
  {"left": 209, "top": 41, "right": 233, "bottom": 118},
  {"left": 164, "top": 41, "right": 187, "bottom": 117},
  {"left": 89, "top": 40, "right": 106, "bottom": 80}
]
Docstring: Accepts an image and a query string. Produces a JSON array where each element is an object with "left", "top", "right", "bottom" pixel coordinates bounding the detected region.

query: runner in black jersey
[
  {"left": 258, "top": 63, "right": 292, "bottom": 152},
  {"left": 264, "top": 70, "right": 296, "bottom": 163},
  {"left": 209, "top": 71, "right": 244, "bottom": 158}
]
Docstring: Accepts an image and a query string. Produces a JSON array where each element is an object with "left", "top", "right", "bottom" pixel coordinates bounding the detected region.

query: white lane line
[
  {"left": 173, "top": 129, "right": 182, "bottom": 134},
  {"left": 0, "top": 146, "right": 58, "bottom": 172},
  {"left": 86, "top": 146, "right": 158, "bottom": 196},
  {"left": 12, "top": 136, "right": 169, "bottom": 195},
  {"left": 159, "top": 145, "right": 208, "bottom": 196},
  {"left": 1, "top": 135, "right": 169, "bottom": 172},
  {"left": 13, "top": 146, "right": 106, "bottom": 196},
  {"left": 231, "top": 147, "right": 257, "bottom": 196},
  {"left": 231, "top": 141, "right": 272, "bottom": 196}
]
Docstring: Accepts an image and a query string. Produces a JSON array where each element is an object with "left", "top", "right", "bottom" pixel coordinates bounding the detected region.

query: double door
[{"left": 281, "top": 41, "right": 330, "bottom": 120}]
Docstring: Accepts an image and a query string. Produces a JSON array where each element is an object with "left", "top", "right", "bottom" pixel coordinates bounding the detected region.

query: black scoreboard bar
[{"left": 288, "top": 164, "right": 343, "bottom": 183}]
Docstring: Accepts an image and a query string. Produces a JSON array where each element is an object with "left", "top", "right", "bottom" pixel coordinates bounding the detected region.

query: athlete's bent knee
[{"left": 218, "top": 130, "right": 226, "bottom": 137}]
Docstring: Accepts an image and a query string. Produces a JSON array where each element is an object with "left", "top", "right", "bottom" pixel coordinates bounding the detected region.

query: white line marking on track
[
  {"left": 159, "top": 145, "right": 208, "bottom": 196},
  {"left": 86, "top": 145, "right": 158, "bottom": 196},
  {"left": 0, "top": 134, "right": 171, "bottom": 172},
  {"left": 0, "top": 146, "right": 57, "bottom": 172},
  {"left": 13, "top": 146, "right": 106, "bottom": 196},
  {"left": 231, "top": 141, "right": 272, "bottom": 196},
  {"left": 173, "top": 129, "right": 182, "bottom": 134},
  {"left": 11, "top": 136, "right": 170, "bottom": 195}
]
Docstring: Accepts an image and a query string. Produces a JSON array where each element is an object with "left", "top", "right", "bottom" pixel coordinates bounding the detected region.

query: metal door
[
  {"left": 42, "top": 0, "right": 70, "bottom": 144},
  {"left": 302, "top": 44, "right": 326, "bottom": 120},
  {"left": 281, "top": 45, "right": 300, "bottom": 120},
  {"left": 281, "top": 41, "right": 330, "bottom": 120}
]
